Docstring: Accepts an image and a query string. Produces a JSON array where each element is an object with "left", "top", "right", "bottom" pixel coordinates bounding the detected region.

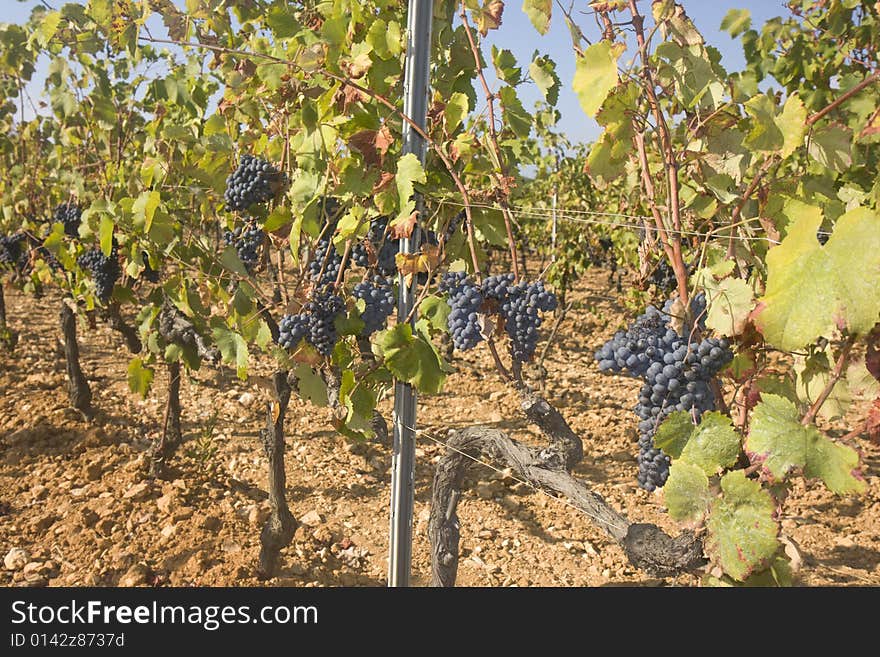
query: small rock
[
  {"left": 248, "top": 505, "right": 268, "bottom": 526},
  {"left": 477, "top": 529, "right": 496, "bottom": 540},
  {"left": 123, "top": 482, "right": 150, "bottom": 501},
  {"left": 119, "top": 563, "right": 149, "bottom": 587},
  {"left": 156, "top": 493, "right": 175, "bottom": 515},
  {"left": 95, "top": 518, "right": 116, "bottom": 537},
  {"left": 299, "top": 510, "right": 323, "bottom": 527},
  {"left": 160, "top": 525, "right": 176, "bottom": 539},
  {"left": 4, "top": 548, "right": 30, "bottom": 571},
  {"left": 22, "top": 562, "right": 44, "bottom": 582},
  {"left": 86, "top": 462, "right": 104, "bottom": 481},
  {"left": 221, "top": 540, "right": 242, "bottom": 554},
  {"left": 201, "top": 515, "right": 222, "bottom": 532},
  {"left": 238, "top": 392, "right": 255, "bottom": 407},
  {"left": 311, "top": 525, "right": 333, "bottom": 545}
]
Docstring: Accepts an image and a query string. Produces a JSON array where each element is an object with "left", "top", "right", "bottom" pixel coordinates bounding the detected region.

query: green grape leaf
[
  {"left": 573, "top": 41, "right": 622, "bottom": 118},
  {"left": 679, "top": 412, "right": 742, "bottom": 475},
  {"left": 132, "top": 190, "right": 160, "bottom": 233},
  {"left": 706, "top": 470, "right": 780, "bottom": 581},
  {"left": 264, "top": 205, "right": 292, "bottom": 232},
  {"left": 491, "top": 46, "right": 521, "bottom": 85},
  {"left": 294, "top": 364, "right": 328, "bottom": 406},
  {"left": 395, "top": 153, "right": 426, "bottom": 225},
  {"left": 664, "top": 462, "right": 711, "bottom": 523},
  {"left": 377, "top": 323, "right": 445, "bottom": 394},
  {"left": 777, "top": 93, "right": 807, "bottom": 159},
  {"left": 700, "top": 272, "right": 754, "bottom": 336},
  {"left": 745, "top": 394, "right": 866, "bottom": 494},
  {"left": 656, "top": 411, "right": 741, "bottom": 475},
  {"left": 220, "top": 245, "right": 248, "bottom": 276},
  {"left": 523, "top": 0, "right": 551, "bottom": 35},
  {"left": 808, "top": 124, "right": 852, "bottom": 172},
  {"left": 498, "top": 86, "right": 531, "bottom": 138},
  {"left": 99, "top": 215, "right": 115, "bottom": 257},
  {"left": 755, "top": 206, "right": 880, "bottom": 349},
  {"left": 443, "top": 91, "right": 469, "bottom": 133},
  {"left": 211, "top": 322, "right": 249, "bottom": 380},
  {"left": 653, "top": 411, "right": 693, "bottom": 458},
  {"left": 743, "top": 94, "right": 783, "bottom": 152},
  {"left": 127, "top": 358, "right": 154, "bottom": 399},
  {"left": 720, "top": 9, "right": 751, "bottom": 37},
  {"left": 529, "top": 55, "right": 559, "bottom": 106},
  {"left": 418, "top": 295, "right": 451, "bottom": 332}
]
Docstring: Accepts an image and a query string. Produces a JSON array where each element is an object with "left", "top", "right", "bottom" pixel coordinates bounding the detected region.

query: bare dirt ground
[{"left": 1, "top": 269, "right": 879, "bottom": 587}]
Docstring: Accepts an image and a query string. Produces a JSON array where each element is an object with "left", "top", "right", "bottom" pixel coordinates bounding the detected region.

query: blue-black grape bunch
[
  {"left": 224, "top": 224, "right": 264, "bottom": 273},
  {"left": 649, "top": 259, "right": 677, "bottom": 291},
  {"left": 439, "top": 272, "right": 484, "bottom": 350},
  {"left": 277, "top": 288, "right": 346, "bottom": 356},
  {"left": 0, "top": 233, "right": 28, "bottom": 272},
  {"left": 77, "top": 244, "right": 120, "bottom": 303},
  {"left": 351, "top": 217, "right": 398, "bottom": 277},
  {"left": 439, "top": 272, "right": 558, "bottom": 362},
  {"left": 224, "top": 155, "right": 287, "bottom": 211},
  {"left": 353, "top": 276, "right": 396, "bottom": 335},
  {"left": 309, "top": 225, "right": 345, "bottom": 288},
  {"left": 54, "top": 203, "right": 81, "bottom": 238},
  {"left": 594, "top": 295, "right": 732, "bottom": 491}
]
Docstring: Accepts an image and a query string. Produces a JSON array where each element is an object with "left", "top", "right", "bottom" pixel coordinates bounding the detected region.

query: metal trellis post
[{"left": 387, "top": 0, "right": 432, "bottom": 588}]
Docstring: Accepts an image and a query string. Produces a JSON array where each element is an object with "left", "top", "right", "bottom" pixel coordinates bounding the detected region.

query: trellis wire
[{"left": 428, "top": 196, "right": 833, "bottom": 243}]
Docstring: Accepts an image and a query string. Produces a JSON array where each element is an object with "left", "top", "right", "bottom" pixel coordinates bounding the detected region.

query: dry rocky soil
[{"left": 1, "top": 269, "right": 879, "bottom": 587}]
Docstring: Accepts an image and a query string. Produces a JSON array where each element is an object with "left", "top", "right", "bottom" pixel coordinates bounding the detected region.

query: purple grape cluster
[
  {"left": 54, "top": 203, "right": 81, "bottom": 238},
  {"left": 351, "top": 217, "right": 399, "bottom": 277},
  {"left": 277, "top": 313, "right": 310, "bottom": 350},
  {"left": 224, "top": 225, "right": 264, "bottom": 273},
  {"left": 439, "top": 272, "right": 557, "bottom": 361},
  {"left": 353, "top": 276, "right": 395, "bottom": 335},
  {"left": 224, "top": 155, "right": 286, "bottom": 211},
  {"left": 594, "top": 295, "right": 732, "bottom": 491},
  {"left": 308, "top": 229, "right": 344, "bottom": 288},
  {"left": 500, "top": 280, "right": 558, "bottom": 362},
  {"left": 440, "top": 272, "right": 484, "bottom": 351},
  {"left": 278, "top": 289, "right": 346, "bottom": 356},
  {"left": 77, "top": 245, "right": 120, "bottom": 303},
  {"left": 0, "top": 234, "right": 28, "bottom": 271}
]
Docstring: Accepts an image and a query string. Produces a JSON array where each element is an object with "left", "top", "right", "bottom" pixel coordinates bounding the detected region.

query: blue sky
[{"left": 6, "top": 1, "right": 790, "bottom": 144}]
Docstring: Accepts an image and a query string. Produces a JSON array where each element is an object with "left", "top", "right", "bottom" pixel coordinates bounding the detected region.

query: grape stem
[
  {"left": 801, "top": 336, "right": 855, "bottom": 426},
  {"left": 458, "top": 3, "right": 521, "bottom": 282}
]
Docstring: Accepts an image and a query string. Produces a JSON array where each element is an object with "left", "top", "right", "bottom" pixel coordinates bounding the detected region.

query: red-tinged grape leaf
[
  {"left": 745, "top": 394, "right": 866, "bottom": 494},
  {"left": 475, "top": 0, "right": 504, "bottom": 36},
  {"left": 706, "top": 470, "right": 779, "bottom": 582},
  {"left": 391, "top": 211, "right": 418, "bottom": 239},
  {"left": 754, "top": 206, "right": 880, "bottom": 350},
  {"left": 663, "top": 461, "right": 710, "bottom": 524}
]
